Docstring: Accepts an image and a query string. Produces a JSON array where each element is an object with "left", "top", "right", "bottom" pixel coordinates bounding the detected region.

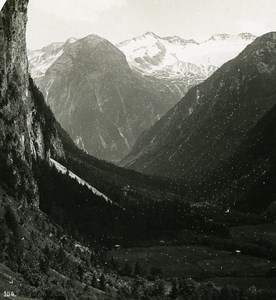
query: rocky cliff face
[{"left": 0, "top": 0, "right": 64, "bottom": 205}]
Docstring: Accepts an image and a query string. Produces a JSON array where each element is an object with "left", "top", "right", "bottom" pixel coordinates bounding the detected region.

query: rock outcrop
[{"left": 0, "top": 0, "right": 64, "bottom": 205}]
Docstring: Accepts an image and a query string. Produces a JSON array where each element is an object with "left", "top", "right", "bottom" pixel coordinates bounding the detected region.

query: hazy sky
[{"left": 1, "top": 0, "right": 276, "bottom": 49}]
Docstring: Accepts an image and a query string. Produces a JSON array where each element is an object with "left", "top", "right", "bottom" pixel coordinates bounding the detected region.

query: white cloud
[
  {"left": 29, "top": 0, "right": 126, "bottom": 23},
  {"left": 25, "top": 0, "right": 276, "bottom": 50}
]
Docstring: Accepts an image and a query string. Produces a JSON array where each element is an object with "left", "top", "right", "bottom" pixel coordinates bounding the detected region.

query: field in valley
[
  {"left": 107, "top": 244, "right": 276, "bottom": 279},
  {"left": 230, "top": 223, "right": 276, "bottom": 246},
  {"left": 208, "top": 276, "right": 276, "bottom": 290}
]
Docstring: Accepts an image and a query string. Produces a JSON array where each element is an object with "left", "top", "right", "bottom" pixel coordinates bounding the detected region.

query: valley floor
[{"left": 106, "top": 223, "right": 276, "bottom": 292}]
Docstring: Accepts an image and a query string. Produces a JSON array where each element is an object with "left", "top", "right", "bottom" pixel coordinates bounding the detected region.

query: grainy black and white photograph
[{"left": 0, "top": 0, "right": 276, "bottom": 299}]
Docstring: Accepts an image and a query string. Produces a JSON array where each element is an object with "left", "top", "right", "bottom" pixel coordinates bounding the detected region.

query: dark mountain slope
[
  {"left": 121, "top": 32, "right": 276, "bottom": 185},
  {"left": 38, "top": 35, "right": 183, "bottom": 162},
  {"left": 195, "top": 101, "right": 276, "bottom": 211}
]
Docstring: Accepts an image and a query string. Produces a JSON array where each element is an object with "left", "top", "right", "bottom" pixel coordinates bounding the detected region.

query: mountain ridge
[
  {"left": 121, "top": 32, "right": 276, "bottom": 185},
  {"left": 29, "top": 31, "right": 256, "bottom": 82},
  {"left": 34, "top": 33, "right": 186, "bottom": 162},
  {"left": 27, "top": 31, "right": 256, "bottom": 162},
  {"left": 117, "top": 31, "right": 256, "bottom": 80}
]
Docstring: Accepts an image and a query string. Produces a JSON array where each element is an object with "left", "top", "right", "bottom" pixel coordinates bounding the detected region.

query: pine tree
[
  {"left": 4, "top": 205, "right": 18, "bottom": 231},
  {"left": 134, "top": 261, "right": 143, "bottom": 276},
  {"left": 99, "top": 274, "right": 106, "bottom": 291},
  {"left": 152, "top": 279, "right": 165, "bottom": 297},
  {"left": 44, "top": 244, "right": 52, "bottom": 260},
  {"left": 122, "top": 263, "right": 132, "bottom": 277},
  {"left": 110, "top": 257, "right": 118, "bottom": 271},
  {"left": 91, "top": 275, "right": 98, "bottom": 288},
  {"left": 90, "top": 252, "right": 95, "bottom": 266},
  {"left": 40, "top": 256, "right": 50, "bottom": 274},
  {"left": 77, "top": 265, "right": 84, "bottom": 281},
  {"left": 131, "top": 276, "right": 145, "bottom": 299},
  {"left": 178, "top": 278, "right": 199, "bottom": 298},
  {"left": 57, "top": 247, "right": 67, "bottom": 271},
  {"left": 170, "top": 279, "right": 179, "bottom": 299}
]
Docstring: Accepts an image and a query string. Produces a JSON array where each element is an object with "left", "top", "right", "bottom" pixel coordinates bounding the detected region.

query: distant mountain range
[
  {"left": 121, "top": 32, "right": 276, "bottom": 204},
  {"left": 29, "top": 32, "right": 256, "bottom": 81},
  {"left": 28, "top": 32, "right": 256, "bottom": 161},
  {"left": 28, "top": 38, "right": 77, "bottom": 79},
  {"left": 32, "top": 35, "right": 185, "bottom": 162},
  {"left": 117, "top": 32, "right": 256, "bottom": 79}
]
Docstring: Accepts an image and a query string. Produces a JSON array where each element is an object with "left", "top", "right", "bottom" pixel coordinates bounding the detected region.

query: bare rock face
[
  {"left": 0, "top": 0, "right": 65, "bottom": 205},
  {"left": 37, "top": 35, "right": 185, "bottom": 162}
]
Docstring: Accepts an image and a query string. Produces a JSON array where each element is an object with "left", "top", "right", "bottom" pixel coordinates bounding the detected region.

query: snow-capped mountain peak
[
  {"left": 65, "top": 37, "right": 78, "bottom": 44},
  {"left": 143, "top": 31, "right": 160, "bottom": 38},
  {"left": 163, "top": 36, "right": 199, "bottom": 46},
  {"left": 40, "top": 42, "right": 64, "bottom": 52},
  {"left": 29, "top": 32, "right": 257, "bottom": 81},
  {"left": 117, "top": 32, "right": 257, "bottom": 80},
  {"left": 28, "top": 38, "right": 78, "bottom": 79},
  {"left": 207, "top": 33, "right": 233, "bottom": 42},
  {"left": 238, "top": 32, "right": 256, "bottom": 41}
]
